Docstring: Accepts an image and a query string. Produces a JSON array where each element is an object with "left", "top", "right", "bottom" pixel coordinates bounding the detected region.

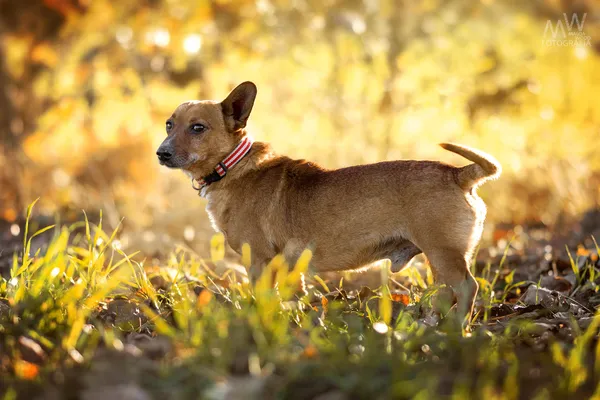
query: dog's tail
[{"left": 439, "top": 143, "right": 501, "bottom": 190}]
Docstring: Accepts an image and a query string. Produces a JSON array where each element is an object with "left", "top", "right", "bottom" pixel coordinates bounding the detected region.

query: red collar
[{"left": 192, "top": 136, "right": 253, "bottom": 196}]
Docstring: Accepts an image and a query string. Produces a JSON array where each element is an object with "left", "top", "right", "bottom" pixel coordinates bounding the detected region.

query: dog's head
[{"left": 156, "top": 81, "right": 257, "bottom": 177}]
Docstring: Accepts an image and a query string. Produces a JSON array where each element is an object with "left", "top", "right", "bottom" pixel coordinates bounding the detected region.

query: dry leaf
[
  {"left": 14, "top": 360, "right": 39, "bottom": 380},
  {"left": 197, "top": 289, "right": 213, "bottom": 308},
  {"left": 576, "top": 246, "right": 590, "bottom": 257},
  {"left": 31, "top": 43, "right": 58, "bottom": 67},
  {"left": 392, "top": 293, "right": 410, "bottom": 306},
  {"left": 321, "top": 296, "right": 329, "bottom": 313},
  {"left": 302, "top": 344, "right": 318, "bottom": 358}
]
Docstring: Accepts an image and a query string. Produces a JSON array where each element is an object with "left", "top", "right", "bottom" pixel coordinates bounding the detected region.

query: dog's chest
[
  {"left": 205, "top": 192, "right": 279, "bottom": 256},
  {"left": 204, "top": 195, "right": 247, "bottom": 251},
  {"left": 205, "top": 196, "right": 227, "bottom": 234}
]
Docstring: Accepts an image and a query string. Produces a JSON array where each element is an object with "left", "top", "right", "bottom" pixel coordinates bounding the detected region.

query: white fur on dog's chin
[
  {"left": 183, "top": 170, "right": 195, "bottom": 179},
  {"left": 188, "top": 153, "right": 202, "bottom": 163},
  {"left": 181, "top": 153, "right": 206, "bottom": 179}
]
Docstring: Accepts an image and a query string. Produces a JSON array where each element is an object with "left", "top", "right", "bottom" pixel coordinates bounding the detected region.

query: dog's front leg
[{"left": 246, "top": 255, "right": 270, "bottom": 284}]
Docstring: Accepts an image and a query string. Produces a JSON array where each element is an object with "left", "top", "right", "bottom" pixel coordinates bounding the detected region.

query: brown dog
[{"left": 156, "top": 81, "right": 501, "bottom": 325}]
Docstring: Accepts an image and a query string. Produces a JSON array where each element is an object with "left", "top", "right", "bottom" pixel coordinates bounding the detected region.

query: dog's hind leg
[{"left": 424, "top": 249, "right": 478, "bottom": 328}]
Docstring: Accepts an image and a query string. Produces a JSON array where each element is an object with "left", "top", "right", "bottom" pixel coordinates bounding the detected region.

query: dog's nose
[{"left": 156, "top": 149, "right": 172, "bottom": 161}]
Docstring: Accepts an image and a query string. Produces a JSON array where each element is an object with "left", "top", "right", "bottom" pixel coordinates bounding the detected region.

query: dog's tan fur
[{"left": 157, "top": 82, "right": 501, "bottom": 324}]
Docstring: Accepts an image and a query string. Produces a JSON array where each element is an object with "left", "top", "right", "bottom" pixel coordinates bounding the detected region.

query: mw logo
[
  {"left": 542, "top": 13, "right": 591, "bottom": 47},
  {"left": 544, "top": 13, "right": 586, "bottom": 38}
]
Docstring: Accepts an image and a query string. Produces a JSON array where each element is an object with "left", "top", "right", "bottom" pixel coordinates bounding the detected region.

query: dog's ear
[{"left": 221, "top": 81, "right": 257, "bottom": 132}]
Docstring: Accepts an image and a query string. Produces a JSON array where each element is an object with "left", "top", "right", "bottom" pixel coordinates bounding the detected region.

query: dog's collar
[{"left": 192, "top": 136, "right": 253, "bottom": 196}]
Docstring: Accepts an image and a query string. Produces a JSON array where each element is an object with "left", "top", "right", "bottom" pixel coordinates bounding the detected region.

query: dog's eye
[
  {"left": 166, "top": 121, "right": 173, "bottom": 131},
  {"left": 191, "top": 124, "right": 206, "bottom": 133}
]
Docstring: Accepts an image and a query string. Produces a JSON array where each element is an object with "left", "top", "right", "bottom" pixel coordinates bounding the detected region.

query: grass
[{"left": 1, "top": 207, "right": 600, "bottom": 399}]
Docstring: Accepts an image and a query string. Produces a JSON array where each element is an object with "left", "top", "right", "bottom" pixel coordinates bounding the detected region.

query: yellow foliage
[
  {"left": 210, "top": 233, "right": 225, "bottom": 263},
  {"left": 31, "top": 42, "right": 58, "bottom": 67},
  {"left": 1, "top": 0, "right": 599, "bottom": 230}
]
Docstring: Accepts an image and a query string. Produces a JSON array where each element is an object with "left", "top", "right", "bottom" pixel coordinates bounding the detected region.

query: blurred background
[{"left": 0, "top": 0, "right": 599, "bottom": 264}]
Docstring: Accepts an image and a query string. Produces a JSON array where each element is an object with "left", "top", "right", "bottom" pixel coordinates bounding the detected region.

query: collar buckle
[{"left": 217, "top": 161, "right": 228, "bottom": 176}]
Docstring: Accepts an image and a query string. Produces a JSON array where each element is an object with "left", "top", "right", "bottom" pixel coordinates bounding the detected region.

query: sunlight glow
[
  {"left": 540, "top": 106, "right": 555, "bottom": 121},
  {"left": 115, "top": 26, "right": 133, "bottom": 46},
  {"left": 183, "top": 226, "right": 195, "bottom": 241},
  {"left": 147, "top": 28, "right": 170, "bottom": 47},
  {"left": 373, "top": 322, "right": 389, "bottom": 334},
  {"left": 574, "top": 46, "right": 588, "bottom": 60},
  {"left": 10, "top": 224, "right": 20, "bottom": 236},
  {"left": 183, "top": 34, "right": 202, "bottom": 54}
]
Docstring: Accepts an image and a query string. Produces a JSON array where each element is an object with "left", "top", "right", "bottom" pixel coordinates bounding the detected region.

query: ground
[{"left": 1, "top": 207, "right": 600, "bottom": 399}]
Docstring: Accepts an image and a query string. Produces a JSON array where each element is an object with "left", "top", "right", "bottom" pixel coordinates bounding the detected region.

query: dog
[{"left": 156, "top": 81, "right": 501, "bottom": 325}]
